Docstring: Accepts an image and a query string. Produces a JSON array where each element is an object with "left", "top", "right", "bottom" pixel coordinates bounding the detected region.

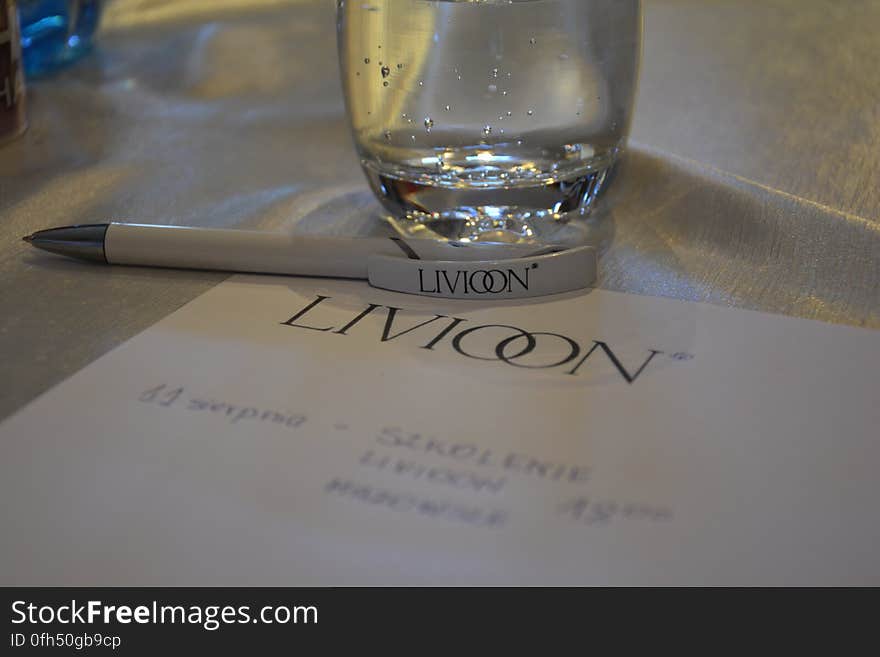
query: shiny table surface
[{"left": 1, "top": 0, "right": 878, "bottom": 420}]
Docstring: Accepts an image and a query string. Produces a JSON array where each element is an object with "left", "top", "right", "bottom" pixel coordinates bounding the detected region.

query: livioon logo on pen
[
  {"left": 418, "top": 265, "right": 533, "bottom": 296},
  {"left": 279, "top": 295, "right": 683, "bottom": 384}
]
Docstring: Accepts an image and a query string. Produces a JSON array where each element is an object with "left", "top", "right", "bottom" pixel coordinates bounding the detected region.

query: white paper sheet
[{"left": 1, "top": 276, "right": 878, "bottom": 585}]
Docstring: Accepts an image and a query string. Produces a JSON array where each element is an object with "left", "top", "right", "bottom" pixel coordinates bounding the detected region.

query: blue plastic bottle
[{"left": 18, "top": 0, "right": 103, "bottom": 77}]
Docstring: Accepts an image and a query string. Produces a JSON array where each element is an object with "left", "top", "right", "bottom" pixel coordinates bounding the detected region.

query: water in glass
[{"left": 338, "top": 0, "right": 641, "bottom": 244}]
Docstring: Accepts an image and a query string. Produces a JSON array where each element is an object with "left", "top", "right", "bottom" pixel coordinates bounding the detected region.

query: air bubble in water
[
  {"left": 364, "top": 58, "right": 370, "bottom": 64},
  {"left": 424, "top": 117, "right": 434, "bottom": 132},
  {"left": 384, "top": 131, "right": 392, "bottom": 141},
  {"left": 381, "top": 66, "right": 390, "bottom": 78},
  {"left": 444, "top": 105, "right": 451, "bottom": 112},
  {"left": 483, "top": 125, "right": 492, "bottom": 136},
  {"left": 527, "top": 109, "right": 534, "bottom": 116},
  {"left": 529, "top": 38, "right": 536, "bottom": 45}
]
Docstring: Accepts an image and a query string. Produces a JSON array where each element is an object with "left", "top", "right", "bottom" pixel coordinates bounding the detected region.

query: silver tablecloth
[{"left": 1, "top": 0, "right": 878, "bottom": 419}]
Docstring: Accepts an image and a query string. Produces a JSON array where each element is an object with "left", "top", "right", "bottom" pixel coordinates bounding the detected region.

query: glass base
[{"left": 365, "top": 163, "right": 614, "bottom": 246}]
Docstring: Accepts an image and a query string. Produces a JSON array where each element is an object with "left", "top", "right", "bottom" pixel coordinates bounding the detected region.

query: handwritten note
[{"left": 1, "top": 276, "right": 878, "bottom": 585}]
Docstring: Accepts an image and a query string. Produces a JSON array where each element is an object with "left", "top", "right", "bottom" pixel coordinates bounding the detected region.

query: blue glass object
[{"left": 18, "top": 0, "right": 103, "bottom": 77}]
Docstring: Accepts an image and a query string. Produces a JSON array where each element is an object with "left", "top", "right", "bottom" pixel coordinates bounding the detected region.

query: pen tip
[{"left": 22, "top": 234, "right": 33, "bottom": 243}]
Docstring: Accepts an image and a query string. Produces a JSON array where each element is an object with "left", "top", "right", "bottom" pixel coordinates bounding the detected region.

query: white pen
[{"left": 22, "top": 222, "right": 597, "bottom": 299}]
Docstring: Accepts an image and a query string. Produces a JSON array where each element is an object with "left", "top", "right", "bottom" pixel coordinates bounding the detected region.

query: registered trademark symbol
[{"left": 670, "top": 352, "right": 695, "bottom": 361}]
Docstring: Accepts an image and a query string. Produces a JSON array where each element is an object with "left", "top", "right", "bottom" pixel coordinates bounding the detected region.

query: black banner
[{"left": 0, "top": 587, "right": 870, "bottom": 653}]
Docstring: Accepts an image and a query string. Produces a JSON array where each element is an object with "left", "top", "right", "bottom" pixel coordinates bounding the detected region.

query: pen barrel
[{"left": 104, "top": 224, "right": 388, "bottom": 278}]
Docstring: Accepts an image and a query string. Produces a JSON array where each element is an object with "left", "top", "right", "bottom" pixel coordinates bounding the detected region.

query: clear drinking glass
[{"left": 337, "top": 0, "right": 642, "bottom": 246}]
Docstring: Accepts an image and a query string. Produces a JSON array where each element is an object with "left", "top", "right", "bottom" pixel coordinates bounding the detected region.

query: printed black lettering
[
  {"left": 417, "top": 499, "right": 448, "bottom": 517},
  {"left": 525, "top": 459, "right": 552, "bottom": 478},
  {"left": 381, "top": 308, "right": 451, "bottom": 342},
  {"left": 139, "top": 384, "right": 166, "bottom": 403},
  {"left": 286, "top": 415, "right": 306, "bottom": 428},
  {"left": 360, "top": 450, "right": 390, "bottom": 468},
  {"left": 421, "top": 317, "right": 467, "bottom": 351},
  {"left": 418, "top": 269, "right": 437, "bottom": 294},
  {"left": 334, "top": 304, "right": 381, "bottom": 335},
  {"left": 484, "top": 509, "right": 508, "bottom": 527},
  {"left": 566, "top": 341, "right": 664, "bottom": 383},
  {"left": 231, "top": 408, "right": 257, "bottom": 424},
  {"left": 496, "top": 332, "right": 581, "bottom": 369},
  {"left": 440, "top": 270, "right": 465, "bottom": 295},
  {"left": 473, "top": 475, "right": 507, "bottom": 493},
  {"left": 558, "top": 496, "right": 590, "bottom": 521},
  {"left": 448, "top": 444, "right": 479, "bottom": 460},
  {"left": 503, "top": 453, "right": 530, "bottom": 472},
  {"left": 508, "top": 267, "right": 530, "bottom": 291},
  {"left": 568, "top": 467, "right": 591, "bottom": 484},
  {"left": 377, "top": 427, "right": 419, "bottom": 448},
  {"left": 325, "top": 478, "right": 351, "bottom": 494},
  {"left": 280, "top": 295, "right": 334, "bottom": 332},
  {"left": 427, "top": 468, "right": 459, "bottom": 487},
  {"left": 476, "top": 450, "right": 496, "bottom": 466},
  {"left": 452, "top": 324, "right": 536, "bottom": 362},
  {"left": 276, "top": 295, "right": 684, "bottom": 386},
  {"left": 423, "top": 438, "right": 448, "bottom": 457},
  {"left": 394, "top": 460, "right": 427, "bottom": 477}
]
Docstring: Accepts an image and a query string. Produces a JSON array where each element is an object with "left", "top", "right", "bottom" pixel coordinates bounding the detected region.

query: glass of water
[{"left": 337, "top": 0, "right": 642, "bottom": 246}]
